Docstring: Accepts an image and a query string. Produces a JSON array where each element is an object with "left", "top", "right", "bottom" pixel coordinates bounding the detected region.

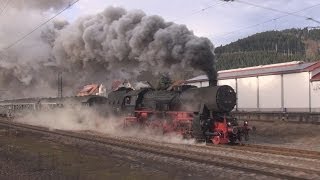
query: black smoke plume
[{"left": 0, "top": 6, "right": 216, "bottom": 98}]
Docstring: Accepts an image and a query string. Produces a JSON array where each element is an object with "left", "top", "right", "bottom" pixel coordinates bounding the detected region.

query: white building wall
[
  {"left": 258, "top": 75, "right": 282, "bottom": 111},
  {"left": 311, "top": 81, "right": 320, "bottom": 112},
  {"left": 201, "top": 81, "right": 209, "bottom": 87},
  {"left": 237, "top": 77, "right": 258, "bottom": 111},
  {"left": 283, "top": 72, "right": 309, "bottom": 111},
  {"left": 188, "top": 82, "right": 201, "bottom": 87},
  {"left": 218, "top": 79, "right": 236, "bottom": 90},
  {"left": 186, "top": 71, "right": 315, "bottom": 112}
]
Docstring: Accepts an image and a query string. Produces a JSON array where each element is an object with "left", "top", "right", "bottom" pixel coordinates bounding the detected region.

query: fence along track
[{"left": 0, "top": 120, "right": 319, "bottom": 180}]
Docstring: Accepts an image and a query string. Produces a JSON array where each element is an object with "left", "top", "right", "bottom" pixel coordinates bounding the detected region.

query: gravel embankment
[{"left": 247, "top": 121, "right": 320, "bottom": 151}]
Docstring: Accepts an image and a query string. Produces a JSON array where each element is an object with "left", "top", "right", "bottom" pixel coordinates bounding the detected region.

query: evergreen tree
[{"left": 214, "top": 28, "right": 320, "bottom": 70}]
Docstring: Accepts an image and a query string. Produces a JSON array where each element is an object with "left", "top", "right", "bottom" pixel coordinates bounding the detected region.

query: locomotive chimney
[
  {"left": 206, "top": 68, "right": 217, "bottom": 86},
  {"left": 209, "top": 79, "right": 217, "bottom": 86}
]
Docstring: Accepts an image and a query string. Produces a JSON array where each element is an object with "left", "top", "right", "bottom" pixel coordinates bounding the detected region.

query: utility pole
[{"left": 58, "top": 72, "right": 63, "bottom": 98}]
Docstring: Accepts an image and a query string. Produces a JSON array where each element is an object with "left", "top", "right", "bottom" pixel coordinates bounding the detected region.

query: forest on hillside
[{"left": 214, "top": 28, "right": 320, "bottom": 70}]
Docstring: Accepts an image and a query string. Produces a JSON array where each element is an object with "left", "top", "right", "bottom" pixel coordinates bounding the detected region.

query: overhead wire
[
  {"left": 0, "top": 0, "right": 5, "bottom": 10},
  {"left": 0, "top": 0, "right": 225, "bottom": 55},
  {"left": 2, "top": 0, "right": 80, "bottom": 50},
  {"left": 236, "top": 0, "right": 308, "bottom": 19},
  {"left": 172, "top": 1, "right": 227, "bottom": 22},
  {"left": 211, "top": 2, "right": 320, "bottom": 41},
  {"left": 235, "top": 0, "right": 320, "bottom": 24},
  {"left": 0, "top": 0, "right": 10, "bottom": 16},
  {"left": 2, "top": 0, "right": 319, "bottom": 49}
]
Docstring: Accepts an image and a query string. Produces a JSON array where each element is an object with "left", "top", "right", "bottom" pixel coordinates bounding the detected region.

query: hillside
[{"left": 215, "top": 28, "right": 320, "bottom": 70}]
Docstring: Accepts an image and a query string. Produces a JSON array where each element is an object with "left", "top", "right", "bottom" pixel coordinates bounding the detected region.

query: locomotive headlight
[
  {"left": 244, "top": 121, "right": 248, "bottom": 125},
  {"left": 227, "top": 122, "right": 231, "bottom": 126}
]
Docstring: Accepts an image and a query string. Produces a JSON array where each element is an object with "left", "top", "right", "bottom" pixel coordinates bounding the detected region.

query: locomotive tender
[{"left": 108, "top": 84, "right": 251, "bottom": 144}]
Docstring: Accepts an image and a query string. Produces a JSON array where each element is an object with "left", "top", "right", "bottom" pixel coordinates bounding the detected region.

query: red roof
[
  {"left": 77, "top": 84, "right": 99, "bottom": 96},
  {"left": 311, "top": 72, "right": 320, "bottom": 81}
]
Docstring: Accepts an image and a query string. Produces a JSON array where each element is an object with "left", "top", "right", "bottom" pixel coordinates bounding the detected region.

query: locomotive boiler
[{"left": 108, "top": 84, "right": 251, "bottom": 144}]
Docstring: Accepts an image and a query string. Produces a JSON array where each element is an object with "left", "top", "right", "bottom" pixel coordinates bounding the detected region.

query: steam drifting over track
[{"left": 1, "top": 120, "right": 320, "bottom": 180}]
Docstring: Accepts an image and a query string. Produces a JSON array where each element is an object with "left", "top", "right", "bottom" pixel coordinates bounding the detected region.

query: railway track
[
  {"left": 113, "top": 134, "right": 320, "bottom": 161},
  {"left": 115, "top": 135, "right": 320, "bottom": 160},
  {"left": 199, "top": 143, "right": 320, "bottom": 161},
  {"left": 229, "top": 144, "right": 320, "bottom": 160},
  {"left": 0, "top": 120, "right": 320, "bottom": 180}
]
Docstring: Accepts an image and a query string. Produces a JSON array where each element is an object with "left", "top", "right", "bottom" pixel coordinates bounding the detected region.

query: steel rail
[
  {"left": 202, "top": 143, "right": 320, "bottom": 160},
  {"left": 237, "top": 144, "right": 320, "bottom": 159},
  {"left": 0, "top": 120, "right": 319, "bottom": 180}
]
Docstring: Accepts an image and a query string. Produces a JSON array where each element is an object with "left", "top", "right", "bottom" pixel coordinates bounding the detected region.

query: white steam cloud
[{"left": 14, "top": 107, "right": 195, "bottom": 145}]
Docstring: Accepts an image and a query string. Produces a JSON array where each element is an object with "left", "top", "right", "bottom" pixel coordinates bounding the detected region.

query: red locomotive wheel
[{"left": 212, "top": 136, "right": 220, "bottom": 145}]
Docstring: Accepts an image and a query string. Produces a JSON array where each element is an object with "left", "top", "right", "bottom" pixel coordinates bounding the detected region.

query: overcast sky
[
  {"left": 60, "top": 0, "right": 320, "bottom": 46},
  {"left": 3, "top": 0, "right": 320, "bottom": 47}
]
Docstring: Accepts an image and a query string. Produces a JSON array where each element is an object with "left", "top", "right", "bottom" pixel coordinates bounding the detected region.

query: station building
[{"left": 185, "top": 61, "right": 320, "bottom": 123}]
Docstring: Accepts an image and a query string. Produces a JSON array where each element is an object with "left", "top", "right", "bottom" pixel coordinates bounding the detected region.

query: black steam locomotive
[
  {"left": 108, "top": 84, "right": 251, "bottom": 144},
  {"left": 0, "top": 83, "right": 251, "bottom": 144}
]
